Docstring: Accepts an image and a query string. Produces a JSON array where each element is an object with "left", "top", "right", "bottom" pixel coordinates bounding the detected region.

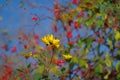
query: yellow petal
[
  {"left": 48, "top": 34, "right": 54, "bottom": 42},
  {"left": 62, "top": 54, "right": 72, "bottom": 59},
  {"left": 42, "top": 36, "right": 49, "bottom": 45},
  {"left": 115, "top": 30, "right": 120, "bottom": 41}
]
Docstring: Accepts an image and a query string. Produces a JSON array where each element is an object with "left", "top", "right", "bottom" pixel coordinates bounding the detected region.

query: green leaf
[
  {"left": 78, "top": 59, "right": 88, "bottom": 68},
  {"left": 53, "top": 70, "right": 63, "bottom": 78},
  {"left": 49, "top": 66, "right": 59, "bottom": 74},
  {"left": 104, "top": 69, "right": 111, "bottom": 80},
  {"left": 35, "top": 65, "right": 44, "bottom": 74},
  {"left": 61, "top": 67, "right": 66, "bottom": 72},
  {"left": 104, "top": 53, "right": 112, "bottom": 67},
  {"left": 40, "top": 52, "right": 48, "bottom": 57},
  {"left": 76, "top": 18, "right": 82, "bottom": 24},
  {"left": 96, "top": 20, "right": 103, "bottom": 26},
  {"left": 16, "top": 69, "right": 24, "bottom": 72},
  {"left": 105, "top": 59, "right": 112, "bottom": 67},
  {"left": 94, "top": 64, "right": 103, "bottom": 75},
  {"left": 86, "top": 38, "right": 92, "bottom": 48},
  {"left": 108, "top": 39, "right": 113, "bottom": 49},
  {"left": 116, "top": 73, "right": 120, "bottom": 80},
  {"left": 85, "top": 20, "right": 93, "bottom": 27},
  {"left": 27, "top": 63, "right": 31, "bottom": 68},
  {"left": 76, "top": 39, "right": 84, "bottom": 47},
  {"left": 105, "top": 53, "right": 110, "bottom": 59},
  {"left": 71, "top": 56, "right": 78, "bottom": 63},
  {"left": 116, "top": 61, "right": 120, "bottom": 72},
  {"left": 88, "top": 10, "right": 93, "bottom": 16},
  {"left": 68, "top": 44, "right": 74, "bottom": 49},
  {"left": 33, "top": 73, "right": 42, "bottom": 80}
]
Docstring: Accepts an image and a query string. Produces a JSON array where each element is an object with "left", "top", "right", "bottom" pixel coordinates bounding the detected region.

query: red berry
[
  {"left": 68, "top": 41, "right": 75, "bottom": 45},
  {"left": 58, "top": 60, "right": 65, "bottom": 63},
  {"left": 23, "top": 44, "right": 28, "bottom": 49},
  {"left": 53, "top": 60, "right": 58, "bottom": 64},
  {"left": 66, "top": 30, "right": 73, "bottom": 38},
  {"left": 95, "top": 31, "right": 99, "bottom": 35},
  {"left": 80, "top": 11, "right": 85, "bottom": 17},
  {"left": 58, "top": 63, "right": 62, "bottom": 67},
  {"left": 80, "top": 71, "right": 85, "bottom": 76},
  {"left": 72, "top": 0, "right": 77, "bottom": 4},
  {"left": 74, "top": 21, "right": 79, "bottom": 29},
  {"left": 104, "top": 23, "right": 109, "bottom": 28},
  {"left": 2, "top": 44, "right": 7, "bottom": 51},
  {"left": 77, "top": 34, "right": 80, "bottom": 40},
  {"left": 34, "top": 35, "right": 39, "bottom": 40},
  {"left": 74, "top": 68, "right": 79, "bottom": 72},
  {"left": 98, "top": 38, "right": 103, "bottom": 43},
  {"left": 11, "top": 46, "right": 17, "bottom": 53},
  {"left": 32, "top": 16, "right": 38, "bottom": 21},
  {"left": 54, "top": 8, "right": 60, "bottom": 15}
]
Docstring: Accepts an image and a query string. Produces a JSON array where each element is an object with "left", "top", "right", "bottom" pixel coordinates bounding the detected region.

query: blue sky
[
  {"left": 0, "top": 0, "right": 55, "bottom": 54},
  {"left": 0, "top": 0, "right": 110, "bottom": 56},
  {"left": 0, "top": 0, "right": 54, "bottom": 37},
  {"left": 0, "top": 0, "right": 118, "bottom": 77}
]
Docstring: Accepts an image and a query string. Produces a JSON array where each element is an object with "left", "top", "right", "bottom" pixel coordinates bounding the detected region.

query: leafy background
[{"left": 0, "top": 0, "right": 120, "bottom": 80}]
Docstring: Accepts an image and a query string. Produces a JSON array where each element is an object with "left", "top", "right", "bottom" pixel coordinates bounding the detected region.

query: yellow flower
[
  {"left": 62, "top": 54, "right": 72, "bottom": 60},
  {"left": 49, "top": 66, "right": 59, "bottom": 74},
  {"left": 21, "top": 52, "right": 40, "bottom": 59},
  {"left": 32, "top": 54, "right": 39, "bottom": 58},
  {"left": 115, "top": 30, "right": 120, "bottom": 41},
  {"left": 21, "top": 52, "right": 32, "bottom": 59},
  {"left": 42, "top": 34, "right": 60, "bottom": 48}
]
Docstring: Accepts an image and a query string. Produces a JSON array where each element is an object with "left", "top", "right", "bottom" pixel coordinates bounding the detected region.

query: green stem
[{"left": 47, "top": 48, "right": 55, "bottom": 72}]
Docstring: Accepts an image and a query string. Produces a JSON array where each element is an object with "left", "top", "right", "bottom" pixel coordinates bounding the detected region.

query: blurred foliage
[{"left": 0, "top": 0, "right": 120, "bottom": 80}]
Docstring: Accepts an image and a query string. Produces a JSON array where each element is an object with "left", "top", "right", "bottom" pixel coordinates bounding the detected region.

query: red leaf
[
  {"left": 98, "top": 38, "right": 103, "bottom": 43},
  {"left": 112, "top": 25, "right": 118, "bottom": 29},
  {"left": 74, "top": 21, "right": 79, "bottom": 29},
  {"left": 53, "top": 26, "right": 58, "bottom": 32},
  {"left": 77, "top": 34, "right": 80, "bottom": 40},
  {"left": 80, "top": 11, "right": 85, "bottom": 17},
  {"left": 58, "top": 60, "right": 65, "bottom": 63},
  {"left": 23, "top": 44, "right": 28, "bottom": 49},
  {"left": 54, "top": 8, "right": 60, "bottom": 15},
  {"left": 24, "top": 69, "right": 29, "bottom": 74},
  {"left": 74, "top": 68, "right": 79, "bottom": 72},
  {"left": 66, "top": 30, "right": 73, "bottom": 38},
  {"left": 9, "top": 61, "right": 13, "bottom": 65},
  {"left": 34, "top": 35, "right": 39, "bottom": 40},
  {"left": 72, "top": 0, "right": 77, "bottom": 4},
  {"left": 104, "top": 23, "right": 109, "bottom": 28},
  {"left": 80, "top": 71, "right": 85, "bottom": 76},
  {"left": 68, "top": 41, "right": 75, "bottom": 45},
  {"left": 32, "top": 16, "right": 38, "bottom": 21},
  {"left": 107, "top": 10, "right": 111, "bottom": 16},
  {"left": 94, "top": 31, "right": 99, "bottom": 35},
  {"left": 58, "top": 62, "right": 62, "bottom": 67},
  {"left": 4, "top": 65, "right": 12, "bottom": 73},
  {"left": 115, "top": 46, "right": 120, "bottom": 48},
  {"left": 53, "top": 60, "right": 58, "bottom": 64},
  {"left": 63, "top": 25, "right": 68, "bottom": 30},
  {"left": 105, "top": 16, "right": 109, "bottom": 20},
  {"left": 2, "top": 44, "right": 7, "bottom": 51},
  {"left": 11, "top": 46, "right": 17, "bottom": 53}
]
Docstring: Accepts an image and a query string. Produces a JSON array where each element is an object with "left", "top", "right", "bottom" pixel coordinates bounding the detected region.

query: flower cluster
[{"left": 42, "top": 34, "right": 60, "bottom": 49}]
